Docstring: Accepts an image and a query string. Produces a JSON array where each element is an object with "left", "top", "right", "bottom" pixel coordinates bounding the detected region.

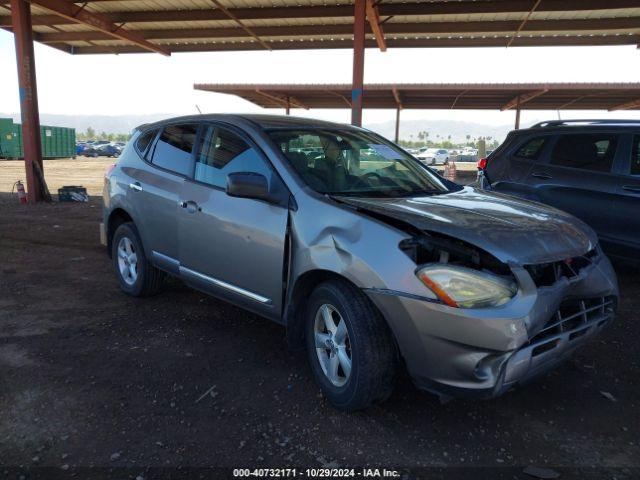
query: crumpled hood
[{"left": 337, "top": 187, "right": 597, "bottom": 265}]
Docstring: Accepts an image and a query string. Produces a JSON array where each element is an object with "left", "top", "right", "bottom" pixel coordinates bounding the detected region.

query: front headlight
[{"left": 416, "top": 264, "right": 517, "bottom": 309}]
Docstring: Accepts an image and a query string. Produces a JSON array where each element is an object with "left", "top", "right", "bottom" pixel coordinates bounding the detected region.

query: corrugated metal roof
[{"left": 2, "top": 0, "right": 639, "bottom": 54}]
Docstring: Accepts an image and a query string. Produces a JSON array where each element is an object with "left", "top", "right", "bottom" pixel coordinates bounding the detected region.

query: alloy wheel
[
  {"left": 117, "top": 236, "right": 138, "bottom": 286},
  {"left": 314, "top": 304, "right": 352, "bottom": 387}
]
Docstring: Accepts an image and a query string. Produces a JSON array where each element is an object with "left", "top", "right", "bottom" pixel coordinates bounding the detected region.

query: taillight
[{"left": 477, "top": 157, "right": 488, "bottom": 170}]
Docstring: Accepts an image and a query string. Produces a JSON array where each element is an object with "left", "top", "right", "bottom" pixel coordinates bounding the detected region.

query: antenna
[{"left": 195, "top": 104, "right": 202, "bottom": 114}]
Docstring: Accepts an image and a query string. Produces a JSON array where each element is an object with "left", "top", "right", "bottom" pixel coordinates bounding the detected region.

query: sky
[{"left": 2, "top": 29, "right": 640, "bottom": 129}]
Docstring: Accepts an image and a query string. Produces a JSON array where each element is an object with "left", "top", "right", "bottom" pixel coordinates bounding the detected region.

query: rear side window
[
  {"left": 514, "top": 137, "right": 546, "bottom": 160},
  {"left": 194, "top": 125, "right": 272, "bottom": 188},
  {"left": 632, "top": 136, "right": 640, "bottom": 175},
  {"left": 135, "top": 129, "right": 157, "bottom": 156},
  {"left": 550, "top": 134, "right": 617, "bottom": 173},
  {"left": 150, "top": 124, "right": 198, "bottom": 176}
]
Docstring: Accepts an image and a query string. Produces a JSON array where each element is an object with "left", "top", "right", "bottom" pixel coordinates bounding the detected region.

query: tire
[
  {"left": 305, "top": 279, "right": 396, "bottom": 411},
  {"left": 112, "top": 222, "right": 163, "bottom": 297}
]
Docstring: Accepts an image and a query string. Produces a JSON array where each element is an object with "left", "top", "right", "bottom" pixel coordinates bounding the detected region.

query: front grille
[
  {"left": 525, "top": 248, "right": 598, "bottom": 287},
  {"left": 529, "top": 296, "right": 615, "bottom": 349}
]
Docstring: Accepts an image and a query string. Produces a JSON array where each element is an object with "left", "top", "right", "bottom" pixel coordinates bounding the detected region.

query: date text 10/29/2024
[{"left": 233, "top": 469, "right": 401, "bottom": 478}]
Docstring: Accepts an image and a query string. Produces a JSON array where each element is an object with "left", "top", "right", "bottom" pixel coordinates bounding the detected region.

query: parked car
[
  {"left": 102, "top": 115, "right": 618, "bottom": 410},
  {"left": 97, "top": 144, "right": 122, "bottom": 158},
  {"left": 82, "top": 146, "right": 101, "bottom": 157},
  {"left": 478, "top": 119, "right": 640, "bottom": 262},
  {"left": 76, "top": 143, "right": 87, "bottom": 155},
  {"left": 416, "top": 148, "right": 449, "bottom": 165}
]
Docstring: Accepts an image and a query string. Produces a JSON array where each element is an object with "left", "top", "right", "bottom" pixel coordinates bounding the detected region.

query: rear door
[
  {"left": 125, "top": 123, "right": 197, "bottom": 270},
  {"left": 603, "top": 134, "right": 640, "bottom": 258},
  {"left": 178, "top": 123, "right": 289, "bottom": 320},
  {"left": 529, "top": 132, "right": 623, "bottom": 241}
]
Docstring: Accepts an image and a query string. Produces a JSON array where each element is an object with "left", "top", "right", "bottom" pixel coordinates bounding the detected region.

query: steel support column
[
  {"left": 11, "top": 0, "right": 44, "bottom": 202},
  {"left": 351, "top": 0, "right": 365, "bottom": 126},
  {"left": 514, "top": 95, "right": 521, "bottom": 129},
  {"left": 394, "top": 107, "right": 400, "bottom": 143},
  {"left": 285, "top": 96, "right": 290, "bottom": 115}
]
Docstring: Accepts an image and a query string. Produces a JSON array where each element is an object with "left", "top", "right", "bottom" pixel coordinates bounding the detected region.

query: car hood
[{"left": 336, "top": 187, "right": 597, "bottom": 265}]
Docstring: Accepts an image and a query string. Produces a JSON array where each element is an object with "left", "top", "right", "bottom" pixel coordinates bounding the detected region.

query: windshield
[{"left": 267, "top": 128, "right": 451, "bottom": 198}]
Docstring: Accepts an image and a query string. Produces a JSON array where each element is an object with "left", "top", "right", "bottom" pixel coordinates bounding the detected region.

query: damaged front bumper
[{"left": 364, "top": 251, "right": 619, "bottom": 399}]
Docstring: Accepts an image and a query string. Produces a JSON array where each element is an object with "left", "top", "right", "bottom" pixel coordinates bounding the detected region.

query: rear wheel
[
  {"left": 305, "top": 280, "right": 396, "bottom": 411},
  {"left": 112, "top": 222, "right": 163, "bottom": 297}
]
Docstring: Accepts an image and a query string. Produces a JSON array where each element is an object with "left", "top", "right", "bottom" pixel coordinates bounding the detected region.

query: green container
[{"left": 0, "top": 117, "right": 76, "bottom": 159}]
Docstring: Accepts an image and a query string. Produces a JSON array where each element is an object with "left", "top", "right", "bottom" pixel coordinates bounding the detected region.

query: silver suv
[{"left": 102, "top": 115, "right": 619, "bottom": 410}]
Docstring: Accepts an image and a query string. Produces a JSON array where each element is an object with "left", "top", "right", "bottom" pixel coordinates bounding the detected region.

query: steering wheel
[{"left": 362, "top": 171, "right": 383, "bottom": 183}]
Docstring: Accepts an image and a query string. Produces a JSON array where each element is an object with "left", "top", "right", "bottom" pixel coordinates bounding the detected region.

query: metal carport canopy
[
  {"left": 193, "top": 82, "right": 640, "bottom": 111},
  {"left": 193, "top": 81, "right": 640, "bottom": 142},
  {"left": 5, "top": 0, "right": 640, "bottom": 202},
  {"left": 2, "top": 0, "right": 640, "bottom": 54}
]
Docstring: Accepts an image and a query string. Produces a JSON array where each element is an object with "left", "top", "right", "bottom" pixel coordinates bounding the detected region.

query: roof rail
[{"left": 531, "top": 119, "right": 640, "bottom": 128}]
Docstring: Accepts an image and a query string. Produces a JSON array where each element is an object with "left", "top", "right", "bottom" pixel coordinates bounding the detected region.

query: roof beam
[
  {"left": 254, "top": 90, "right": 309, "bottom": 110},
  {"left": 609, "top": 97, "right": 640, "bottom": 111},
  {"left": 208, "top": 0, "right": 270, "bottom": 51},
  {"left": 33, "top": 18, "right": 640, "bottom": 42},
  {"left": 24, "top": 0, "right": 169, "bottom": 55},
  {"left": 69, "top": 34, "right": 640, "bottom": 55},
  {"left": 501, "top": 89, "right": 549, "bottom": 111},
  {"left": 450, "top": 89, "right": 469, "bottom": 109},
  {"left": 5, "top": 0, "right": 640, "bottom": 26},
  {"left": 325, "top": 90, "right": 352, "bottom": 108},
  {"left": 365, "top": 0, "right": 386, "bottom": 52},
  {"left": 507, "top": 0, "right": 542, "bottom": 48}
]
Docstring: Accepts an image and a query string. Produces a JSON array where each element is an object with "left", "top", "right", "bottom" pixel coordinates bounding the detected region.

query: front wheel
[
  {"left": 305, "top": 280, "right": 396, "bottom": 411},
  {"left": 112, "top": 222, "right": 163, "bottom": 297}
]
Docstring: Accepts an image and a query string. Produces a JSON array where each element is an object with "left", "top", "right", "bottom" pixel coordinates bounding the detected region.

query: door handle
[
  {"left": 622, "top": 185, "right": 640, "bottom": 193},
  {"left": 531, "top": 173, "right": 552, "bottom": 180},
  {"left": 180, "top": 200, "right": 201, "bottom": 213},
  {"left": 129, "top": 182, "right": 143, "bottom": 192}
]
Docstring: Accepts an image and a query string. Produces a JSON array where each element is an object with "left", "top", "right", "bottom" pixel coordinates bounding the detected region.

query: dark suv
[{"left": 478, "top": 120, "right": 640, "bottom": 262}]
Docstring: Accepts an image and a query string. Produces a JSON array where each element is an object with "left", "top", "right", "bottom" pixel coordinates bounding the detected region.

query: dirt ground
[
  {"left": 0, "top": 174, "right": 638, "bottom": 479},
  {"left": 0, "top": 158, "right": 116, "bottom": 196}
]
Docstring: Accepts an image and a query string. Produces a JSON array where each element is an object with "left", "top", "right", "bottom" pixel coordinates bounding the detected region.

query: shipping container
[{"left": 0, "top": 118, "right": 76, "bottom": 159}]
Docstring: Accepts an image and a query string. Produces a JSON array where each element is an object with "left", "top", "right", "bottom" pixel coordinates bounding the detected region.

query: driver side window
[{"left": 194, "top": 125, "right": 272, "bottom": 188}]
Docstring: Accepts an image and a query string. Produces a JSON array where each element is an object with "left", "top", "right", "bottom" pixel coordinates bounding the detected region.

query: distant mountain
[
  {"left": 1, "top": 113, "right": 176, "bottom": 134},
  {"left": 2, "top": 112, "right": 516, "bottom": 142},
  {"left": 364, "top": 118, "right": 515, "bottom": 143}
]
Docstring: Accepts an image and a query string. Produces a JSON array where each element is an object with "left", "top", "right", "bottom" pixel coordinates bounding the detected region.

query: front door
[{"left": 178, "top": 123, "right": 289, "bottom": 320}]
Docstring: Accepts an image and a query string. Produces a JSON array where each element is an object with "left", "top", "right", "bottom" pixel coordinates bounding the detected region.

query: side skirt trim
[{"left": 179, "top": 265, "right": 272, "bottom": 305}]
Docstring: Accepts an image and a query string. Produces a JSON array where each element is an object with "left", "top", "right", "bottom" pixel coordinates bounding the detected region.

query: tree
[{"left": 86, "top": 127, "right": 96, "bottom": 139}]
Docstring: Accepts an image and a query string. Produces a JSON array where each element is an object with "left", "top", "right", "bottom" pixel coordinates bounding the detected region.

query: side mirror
[{"left": 226, "top": 172, "right": 270, "bottom": 201}]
